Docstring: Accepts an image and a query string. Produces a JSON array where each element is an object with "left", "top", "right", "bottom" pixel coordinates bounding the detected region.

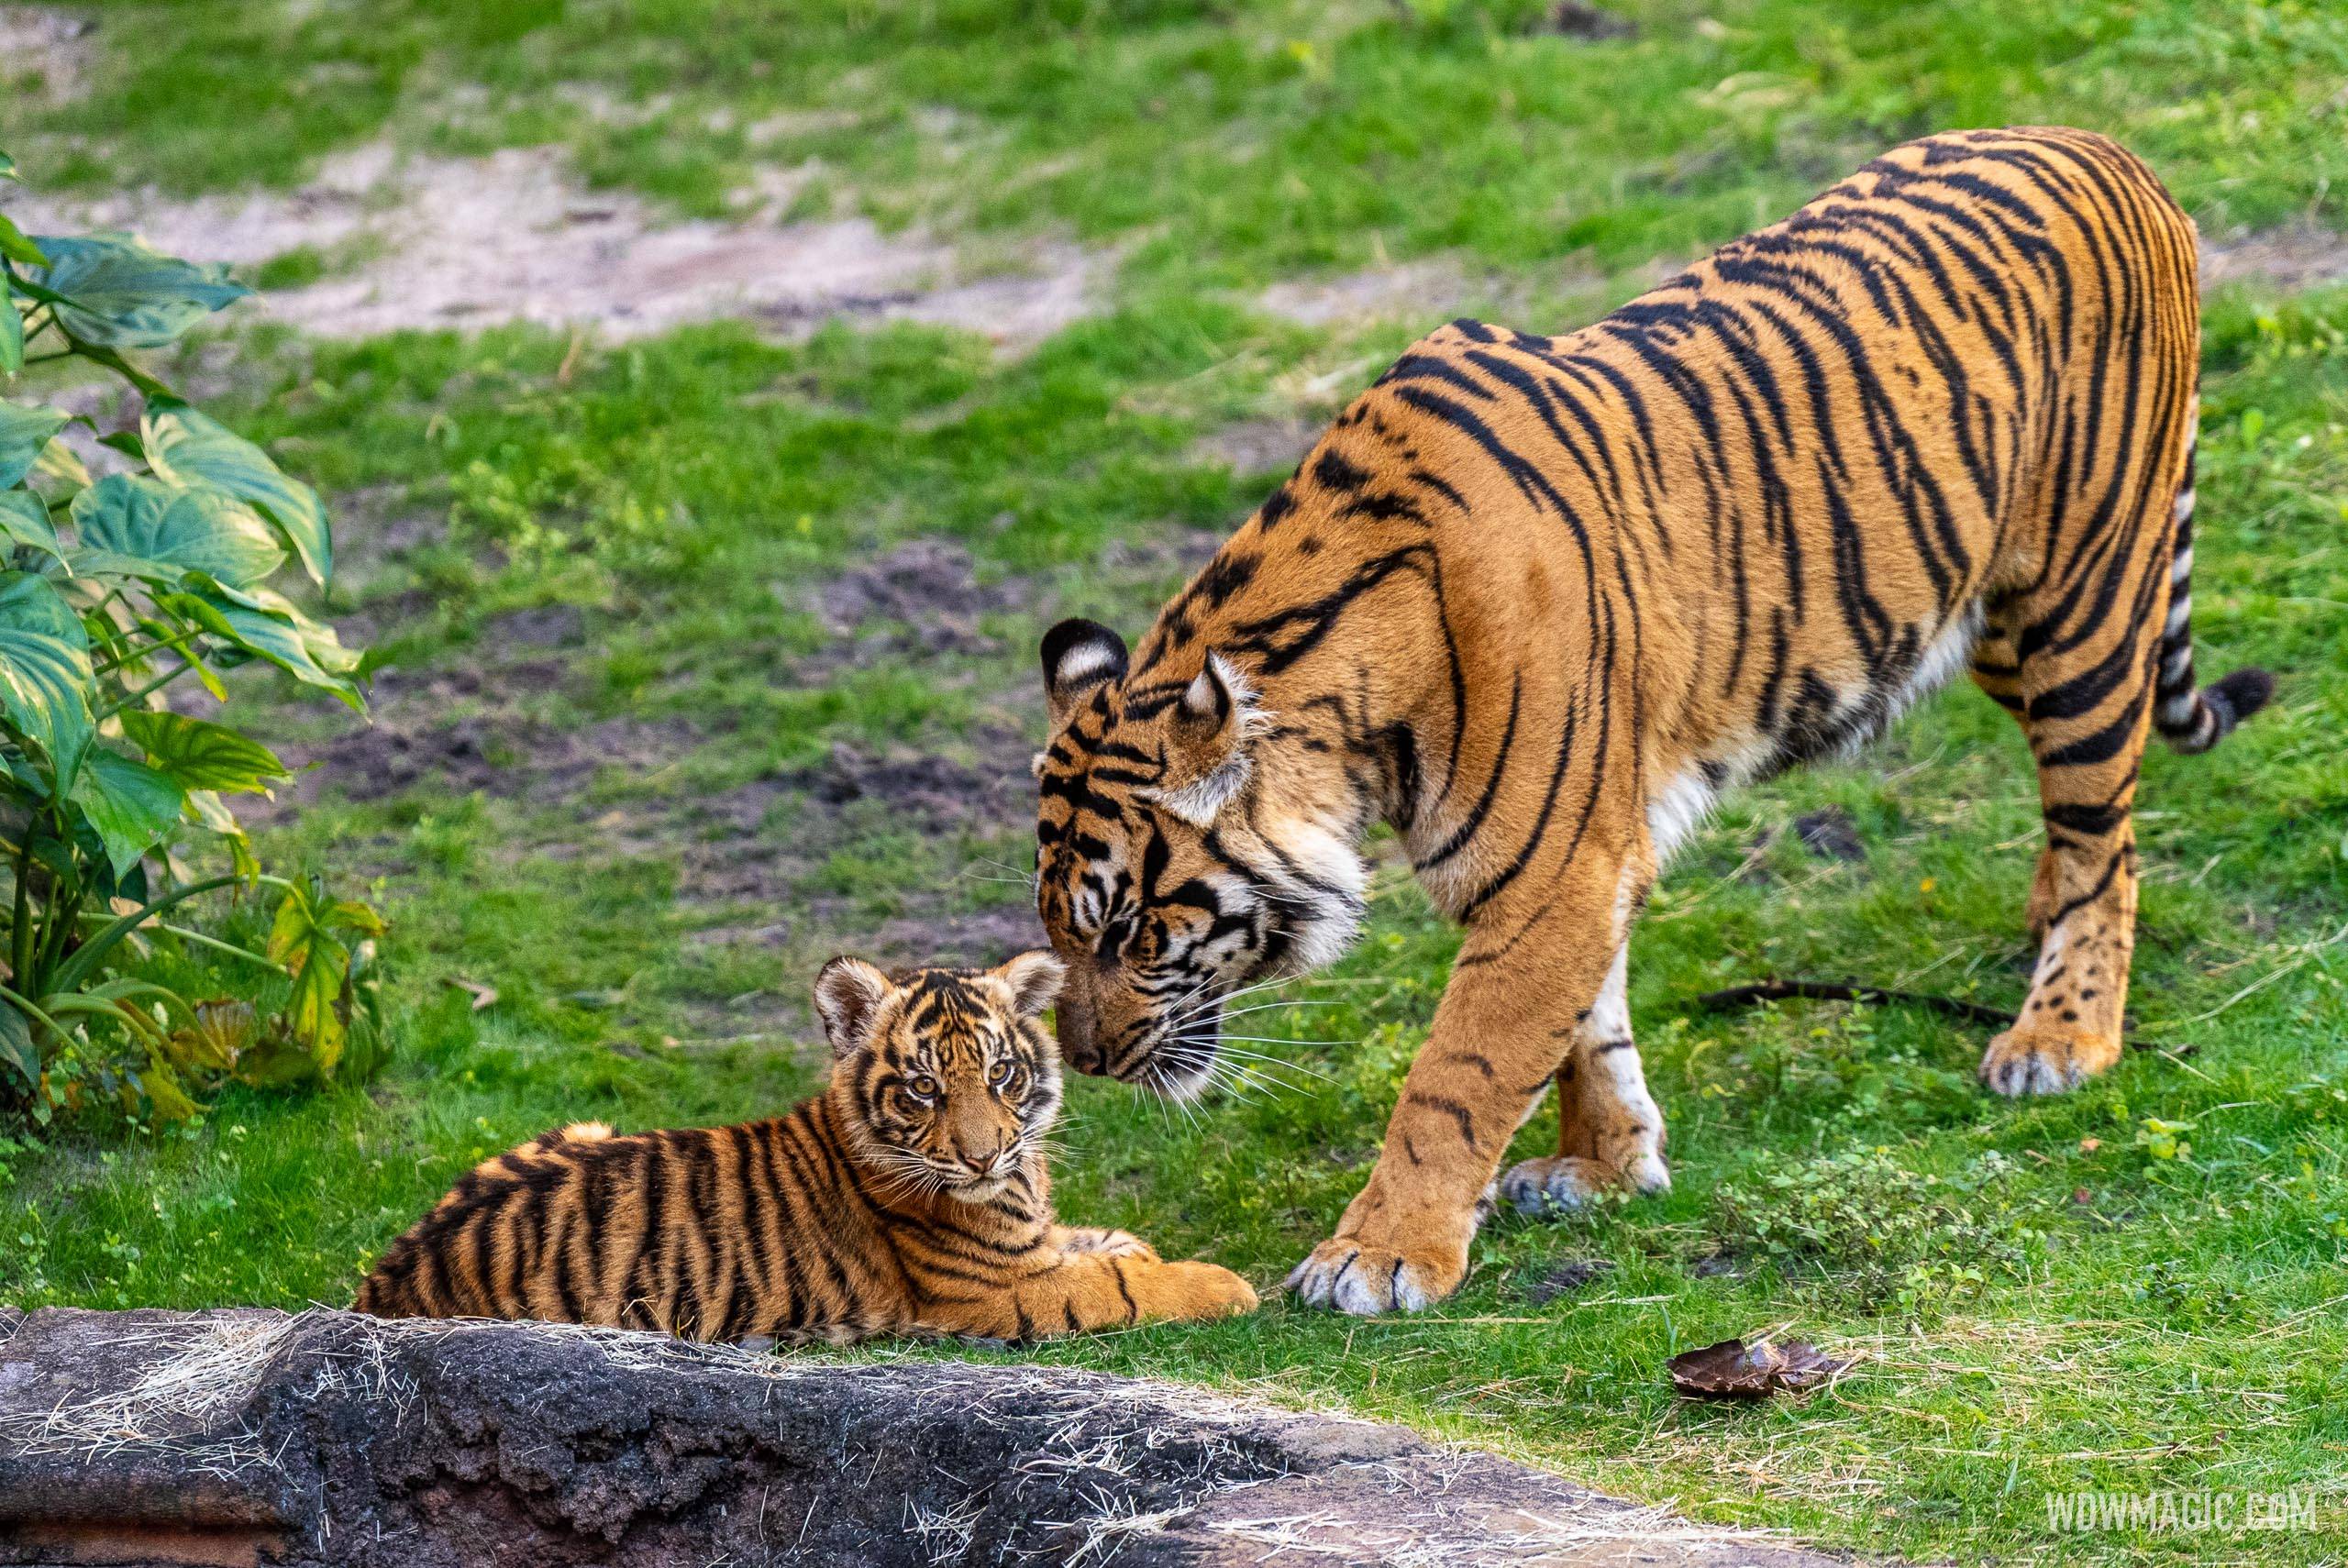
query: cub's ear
[
  {"left": 1042, "top": 618, "right": 1128, "bottom": 724},
  {"left": 1143, "top": 652, "right": 1268, "bottom": 829},
  {"left": 813, "top": 955, "right": 893, "bottom": 1058},
  {"left": 989, "top": 950, "right": 1067, "bottom": 1019}
]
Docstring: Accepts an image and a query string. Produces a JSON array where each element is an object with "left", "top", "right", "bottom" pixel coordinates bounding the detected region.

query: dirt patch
[
  {"left": 1099, "top": 525, "right": 1224, "bottom": 580},
  {"left": 479, "top": 603, "right": 586, "bottom": 650},
  {"left": 1518, "top": 1256, "right": 1617, "bottom": 1304},
  {"left": 0, "top": 7, "right": 95, "bottom": 105},
  {"left": 787, "top": 739, "right": 1012, "bottom": 823},
  {"left": 2201, "top": 226, "right": 2348, "bottom": 293},
  {"left": 814, "top": 536, "right": 1035, "bottom": 657},
  {"left": 1185, "top": 414, "right": 1321, "bottom": 478},
  {"left": 1257, "top": 253, "right": 1605, "bottom": 332},
  {"left": 1789, "top": 806, "right": 1866, "bottom": 863},
  {"left": 1257, "top": 256, "right": 1479, "bottom": 328},
  {"left": 1537, "top": 1, "right": 1639, "bottom": 39},
  {"left": 869, "top": 903, "right": 1045, "bottom": 966},
  {"left": 0, "top": 1306, "right": 1848, "bottom": 1568},
  {"left": 0, "top": 142, "right": 1108, "bottom": 346}
]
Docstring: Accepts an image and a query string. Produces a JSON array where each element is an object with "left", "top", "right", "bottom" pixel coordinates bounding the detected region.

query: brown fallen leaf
[
  {"left": 2079, "top": 1136, "right": 2103, "bottom": 1154},
  {"left": 444, "top": 977, "right": 498, "bottom": 1011},
  {"left": 1668, "top": 1337, "right": 1851, "bottom": 1400}
]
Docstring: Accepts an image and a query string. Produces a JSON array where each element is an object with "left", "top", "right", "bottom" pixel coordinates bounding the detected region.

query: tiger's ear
[
  {"left": 1144, "top": 652, "right": 1268, "bottom": 829},
  {"left": 814, "top": 955, "right": 893, "bottom": 1058},
  {"left": 989, "top": 950, "right": 1066, "bottom": 1020},
  {"left": 1042, "top": 618, "right": 1128, "bottom": 725}
]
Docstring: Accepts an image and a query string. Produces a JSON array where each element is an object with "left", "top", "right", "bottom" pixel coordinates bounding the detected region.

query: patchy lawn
[{"left": 4, "top": 3, "right": 2345, "bottom": 1564}]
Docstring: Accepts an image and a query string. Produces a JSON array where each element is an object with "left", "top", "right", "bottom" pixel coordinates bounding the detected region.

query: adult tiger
[{"left": 1031, "top": 127, "right": 2273, "bottom": 1315}]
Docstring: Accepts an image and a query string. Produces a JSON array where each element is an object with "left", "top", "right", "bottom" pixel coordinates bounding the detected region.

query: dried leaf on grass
[{"left": 1668, "top": 1337, "right": 1851, "bottom": 1400}]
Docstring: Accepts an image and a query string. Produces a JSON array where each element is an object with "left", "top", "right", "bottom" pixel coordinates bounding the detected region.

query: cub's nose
[{"left": 958, "top": 1141, "right": 1013, "bottom": 1177}]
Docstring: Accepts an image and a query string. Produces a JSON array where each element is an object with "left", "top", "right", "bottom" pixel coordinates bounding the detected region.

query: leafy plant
[
  {"left": 0, "top": 150, "right": 382, "bottom": 1124},
  {"left": 1711, "top": 1147, "right": 2039, "bottom": 1313}
]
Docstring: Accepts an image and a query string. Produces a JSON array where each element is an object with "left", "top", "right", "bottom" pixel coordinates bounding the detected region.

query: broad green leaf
[
  {"left": 70, "top": 472, "right": 284, "bottom": 587},
  {"left": 1, "top": 279, "right": 20, "bottom": 375},
  {"left": 321, "top": 899, "right": 386, "bottom": 936},
  {"left": 0, "top": 489, "right": 62, "bottom": 563},
  {"left": 69, "top": 746, "right": 186, "bottom": 878},
  {"left": 0, "top": 1005, "right": 37, "bottom": 1089},
  {"left": 0, "top": 403, "right": 68, "bottom": 488},
  {"left": 183, "top": 788, "right": 259, "bottom": 878},
  {"left": 0, "top": 743, "right": 49, "bottom": 800},
  {"left": 26, "top": 234, "right": 248, "bottom": 349},
  {"left": 161, "top": 589, "right": 362, "bottom": 707},
  {"left": 0, "top": 569, "right": 92, "bottom": 789},
  {"left": 119, "top": 709, "right": 288, "bottom": 793},
  {"left": 31, "top": 436, "right": 89, "bottom": 493},
  {"left": 268, "top": 887, "right": 352, "bottom": 1075},
  {"left": 142, "top": 403, "right": 329, "bottom": 584},
  {"left": 0, "top": 214, "right": 44, "bottom": 269},
  {"left": 188, "top": 577, "right": 361, "bottom": 675}
]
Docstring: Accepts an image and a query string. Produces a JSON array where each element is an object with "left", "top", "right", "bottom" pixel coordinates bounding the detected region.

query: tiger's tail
[{"left": 2152, "top": 430, "right": 2275, "bottom": 755}]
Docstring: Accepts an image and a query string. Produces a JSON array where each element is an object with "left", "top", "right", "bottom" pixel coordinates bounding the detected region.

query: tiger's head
[
  {"left": 1031, "top": 617, "right": 1368, "bottom": 1099},
  {"left": 814, "top": 951, "right": 1066, "bottom": 1203}
]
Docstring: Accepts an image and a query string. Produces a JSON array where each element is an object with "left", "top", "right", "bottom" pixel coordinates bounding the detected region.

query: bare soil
[
  {"left": 0, "top": 6, "right": 94, "bottom": 105},
  {"left": 2200, "top": 226, "right": 2348, "bottom": 293},
  {"left": 1, "top": 141, "right": 1107, "bottom": 346}
]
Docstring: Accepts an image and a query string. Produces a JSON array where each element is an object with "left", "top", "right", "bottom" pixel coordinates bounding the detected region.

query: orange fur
[
  {"left": 1032, "top": 128, "right": 2270, "bottom": 1314},
  {"left": 354, "top": 954, "right": 1256, "bottom": 1341}
]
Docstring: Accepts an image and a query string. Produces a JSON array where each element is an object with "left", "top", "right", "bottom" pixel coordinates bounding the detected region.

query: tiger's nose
[{"left": 1055, "top": 991, "right": 1106, "bottom": 1074}]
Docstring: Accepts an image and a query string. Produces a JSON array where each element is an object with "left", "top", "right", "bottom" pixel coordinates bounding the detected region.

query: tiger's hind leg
[
  {"left": 1498, "top": 939, "right": 1671, "bottom": 1215},
  {"left": 1969, "top": 580, "right": 2164, "bottom": 1097}
]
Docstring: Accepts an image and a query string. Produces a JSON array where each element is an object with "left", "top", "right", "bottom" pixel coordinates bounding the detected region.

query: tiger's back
[{"left": 1029, "top": 127, "right": 2275, "bottom": 1318}]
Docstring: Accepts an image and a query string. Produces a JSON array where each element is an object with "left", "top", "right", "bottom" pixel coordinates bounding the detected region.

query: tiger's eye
[{"left": 908, "top": 1076, "right": 939, "bottom": 1100}]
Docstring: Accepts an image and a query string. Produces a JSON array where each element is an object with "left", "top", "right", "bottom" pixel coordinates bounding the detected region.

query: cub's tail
[{"left": 2153, "top": 436, "right": 2274, "bottom": 754}]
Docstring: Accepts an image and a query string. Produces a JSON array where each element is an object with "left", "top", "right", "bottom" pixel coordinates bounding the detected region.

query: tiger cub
[{"left": 352, "top": 952, "right": 1257, "bottom": 1343}]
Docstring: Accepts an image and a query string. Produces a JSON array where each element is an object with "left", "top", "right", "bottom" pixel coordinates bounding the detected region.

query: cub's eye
[
  {"left": 905, "top": 1076, "right": 940, "bottom": 1101},
  {"left": 988, "top": 1060, "right": 1024, "bottom": 1093}
]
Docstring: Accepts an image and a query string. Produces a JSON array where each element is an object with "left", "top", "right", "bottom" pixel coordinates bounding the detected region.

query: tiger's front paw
[
  {"left": 1979, "top": 1026, "right": 2121, "bottom": 1097},
  {"left": 1284, "top": 1234, "right": 1467, "bottom": 1315},
  {"left": 1501, "top": 1150, "right": 1672, "bottom": 1216},
  {"left": 1159, "top": 1260, "right": 1258, "bottom": 1320},
  {"left": 1060, "top": 1226, "right": 1158, "bottom": 1260}
]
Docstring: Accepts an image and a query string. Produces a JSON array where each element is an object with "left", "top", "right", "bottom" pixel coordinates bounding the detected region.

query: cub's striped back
[{"left": 354, "top": 954, "right": 1256, "bottom": 1342}]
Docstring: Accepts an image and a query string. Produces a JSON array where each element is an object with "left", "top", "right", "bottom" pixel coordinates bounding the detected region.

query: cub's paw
[
  {"left": 1162, "top": 1260, "right": 1258, "bottom": 1320},
  {"left": 1060, "top": 1227, "right": 1158, "bottom": 1260},
  {"left": 1979, "top": 1027, "right": 2122, "bottom": 1097},
  {"left": 1284, "top": 1236, "right": 1465, "bottom": 1315}
]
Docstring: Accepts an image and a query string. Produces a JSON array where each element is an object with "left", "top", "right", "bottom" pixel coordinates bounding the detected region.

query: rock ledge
[{"left": 0, "top": 1307, "right": 1834, "bottom": 1566}]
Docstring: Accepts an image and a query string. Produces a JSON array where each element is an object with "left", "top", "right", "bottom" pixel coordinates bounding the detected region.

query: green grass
[
  {"left": 6, "top": 3, "right": 2348, "bottom": 1562},
  {"left": 22, "top": 1, "right": 2348, "bottom": 292},
  {"left": 6, "top": 289, "right": 2342, "bottom": 1565}
]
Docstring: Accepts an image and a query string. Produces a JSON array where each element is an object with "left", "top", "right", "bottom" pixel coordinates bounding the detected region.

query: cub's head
[
  {"left": 814, "top": 951, "right": 1066, "bottom": 1202},
  {"left": 1031, "top": 618, "right": 1366, "bottom": 1099}
]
